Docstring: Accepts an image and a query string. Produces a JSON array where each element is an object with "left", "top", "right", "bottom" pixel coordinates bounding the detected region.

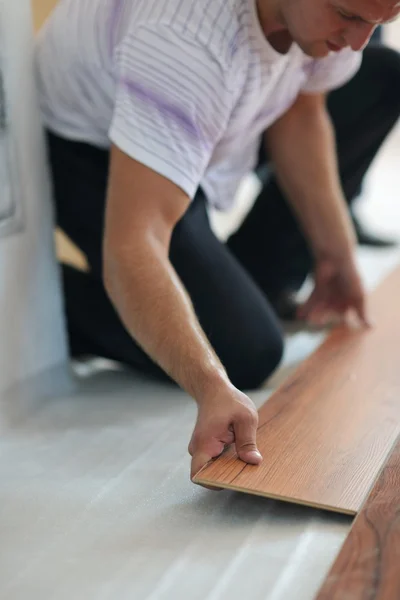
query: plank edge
[{"left": 194, "top": 478, "right": 357, "bottom": 516}]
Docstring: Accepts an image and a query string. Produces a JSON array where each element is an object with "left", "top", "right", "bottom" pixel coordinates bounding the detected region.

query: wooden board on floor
[
  {"left": 315, "top": 434, "right": 400, "bottom": 599},
  {"left": 194, "top": 267, "right": 400, "bottom": 514}
]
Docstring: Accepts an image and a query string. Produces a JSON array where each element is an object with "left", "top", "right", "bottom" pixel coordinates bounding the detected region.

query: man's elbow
[
  {"left": 102, "top": 223, "right": 169, "bottom": 302},
  {"left": 102, "top": 239, "right": 124, "bottom": 306}
]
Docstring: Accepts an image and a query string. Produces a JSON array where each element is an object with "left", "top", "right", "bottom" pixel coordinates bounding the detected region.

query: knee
[{"left": 226, "top": 328, "right": 284, "bottom": 391}]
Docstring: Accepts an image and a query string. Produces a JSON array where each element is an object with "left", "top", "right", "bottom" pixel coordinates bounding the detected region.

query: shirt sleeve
[
  {"left": 301, "top": 48, "right": 362, "bottom": 94},
  {"left": 109, "top": 24, "right": 233, "bottom": 199}
]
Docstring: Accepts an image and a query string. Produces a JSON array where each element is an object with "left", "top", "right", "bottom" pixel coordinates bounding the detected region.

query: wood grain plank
[
  {"left": 194, "top": 267, "right": 400, "bottom": 514},
  {"left": 315, "top": 435, "right": 400, "bottom": 599}
]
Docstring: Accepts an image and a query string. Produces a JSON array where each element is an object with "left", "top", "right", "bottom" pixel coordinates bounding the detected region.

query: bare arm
[
  {"left": 103, "top": 145, "right": 228, "bottom": 401},
  {"left": 264, "top": 92, "right": 369, "bottom": 324},
  {"left": 103, "top": 147, "right": 262, "bottom": 478},
  {"left": 264, "top": 92, "right": 356, "bottom": 262}
]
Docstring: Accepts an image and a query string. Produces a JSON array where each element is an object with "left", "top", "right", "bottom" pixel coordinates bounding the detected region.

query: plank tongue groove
[{"left": 193, "top": 268, "right": 400, "bottom": 515}]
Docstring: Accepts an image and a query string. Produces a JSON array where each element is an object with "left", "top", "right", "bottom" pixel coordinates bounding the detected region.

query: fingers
[
  {"left": 189, "top": 394, "right": 262, "bottom": 490},
  {"left": 330, "top": 293, "right": 372, "bottom": 329},
  {"left": 300, "top": 293, "right": 372, "bottom": 330},
  {"left": 233, "top": 413, "right": 263, "bottom": 465},
  {"left": 190, "top": 450, "right": 213, "bottom": 480}
]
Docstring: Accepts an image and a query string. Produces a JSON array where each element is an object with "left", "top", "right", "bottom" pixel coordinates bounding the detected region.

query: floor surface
[
  {"left": 1, "top": 209, "right": 400, "bottom": 600},
  {"left": 0, "top": 364, "right": 353, "bottom": 600}
]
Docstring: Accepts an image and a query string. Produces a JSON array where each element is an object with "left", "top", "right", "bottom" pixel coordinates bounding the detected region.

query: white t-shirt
[{"left": 35, "top": 0, "right": 362, "bottom": 211}]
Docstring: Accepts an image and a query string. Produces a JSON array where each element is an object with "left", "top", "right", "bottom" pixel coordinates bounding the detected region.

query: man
[{"left": 35, "top": 0, "right": 400, "bottom": 481}]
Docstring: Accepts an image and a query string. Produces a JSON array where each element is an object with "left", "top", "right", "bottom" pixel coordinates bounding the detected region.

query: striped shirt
[{"left": 35, "top": 0, "right": 361, "bottom": 211}]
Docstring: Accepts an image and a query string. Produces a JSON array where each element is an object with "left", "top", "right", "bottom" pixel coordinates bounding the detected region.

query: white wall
[{"left": 0, "top": 0, "right": 67, "bottom": 392}]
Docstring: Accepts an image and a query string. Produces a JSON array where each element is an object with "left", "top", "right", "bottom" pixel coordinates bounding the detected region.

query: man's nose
[{"left": 345, "top": 23, "right": 376, "bottom": 51}]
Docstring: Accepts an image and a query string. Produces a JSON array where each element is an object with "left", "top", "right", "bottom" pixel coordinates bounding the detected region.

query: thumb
[{"left": 233, "top": 416, "right": 263, "bottom": 465}]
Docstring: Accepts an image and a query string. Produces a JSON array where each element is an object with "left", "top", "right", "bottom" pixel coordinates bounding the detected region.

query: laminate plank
[
  {"left": 193, "top": 267, "right": 400, "bottom": 514},
  {"left": 315, "top": 435, "right": 400, "bottom": 599}
]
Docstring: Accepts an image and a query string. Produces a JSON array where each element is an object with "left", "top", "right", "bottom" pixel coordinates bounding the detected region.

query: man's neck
[
  {"left": 255, "top": 0, "right": 293, "bottom": 54},
  {"left": 256, "top": 0, "right": 285, "bottom": 35},
  {"left": 268, "top": 30, "right": 293, "bottom": 53}
]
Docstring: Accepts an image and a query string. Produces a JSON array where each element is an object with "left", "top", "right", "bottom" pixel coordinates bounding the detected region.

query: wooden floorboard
[
  {"left": 315, "top": 435, "right": 400, "bottom": 599},
  {"left": 194, "top": 268, "right": 400, "bottom": 514}
]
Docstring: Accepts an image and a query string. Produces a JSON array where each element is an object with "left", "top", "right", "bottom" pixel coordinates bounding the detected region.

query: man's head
[{"left": 259, "top": 0, "right": 400, "bottom": 57}]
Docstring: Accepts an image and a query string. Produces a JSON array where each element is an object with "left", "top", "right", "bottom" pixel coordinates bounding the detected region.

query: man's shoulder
[{"left": 126, "top": 0, "right": 251, "bottom": 66}]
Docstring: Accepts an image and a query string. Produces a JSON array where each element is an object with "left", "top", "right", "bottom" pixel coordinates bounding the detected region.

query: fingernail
[{"left": 248, "top": 450, "right": 263, "bottom": 462}]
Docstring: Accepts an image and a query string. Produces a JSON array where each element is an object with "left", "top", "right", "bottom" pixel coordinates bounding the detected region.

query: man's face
[{"left": 278, "top": 0, "right": 400, "bottom": 57}]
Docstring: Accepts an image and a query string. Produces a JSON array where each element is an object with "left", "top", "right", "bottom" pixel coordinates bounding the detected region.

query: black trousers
[{"left": 48, "top": 44, "right": 400, "bottom": 390}]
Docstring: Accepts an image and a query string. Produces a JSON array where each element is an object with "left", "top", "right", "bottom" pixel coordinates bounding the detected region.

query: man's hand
[
  {"left": 297, "top": 255, "right": 371, "bottom": 327},
  {"left": 189, "top": 385, "right": 263, "bottom": 483}
]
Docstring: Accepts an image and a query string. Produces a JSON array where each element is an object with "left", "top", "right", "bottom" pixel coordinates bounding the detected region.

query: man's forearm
[
  {"left": 264, "top": 93, "right": 357, "bottom": 261},
  {"left": 104, "top": 239, "right": 230, "bottom": 402}
]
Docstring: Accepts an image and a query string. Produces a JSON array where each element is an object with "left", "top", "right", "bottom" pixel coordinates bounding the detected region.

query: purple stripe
[
  {"left": 117, "top": 44, "right": 227, "bottom": 126},
  {"left": 228, "top": 22, "right": 248, "bottom": 57},
  {"left": 122, "top": 78, "right": 204, "bottom": 143},
  {"left": 221, "top": 12, "right": 238, "bottom": 54},
  {"left": 118, "top": 60, "right": 218, "bottom": 130},
  {"left": 229, "top": 31, "right": 240, "bottom": 58},
  {"left": 128, "top": 73, "right": 220, "bottom": 143},
  {"left": 118, "top": 56, "right": 228, "bottom": 114},
  {"left": 119, "top": 99, "right": 205, "bottom": 158},
  {"left": 119, "top": 35, "right": 231, "bottom": 108}
]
